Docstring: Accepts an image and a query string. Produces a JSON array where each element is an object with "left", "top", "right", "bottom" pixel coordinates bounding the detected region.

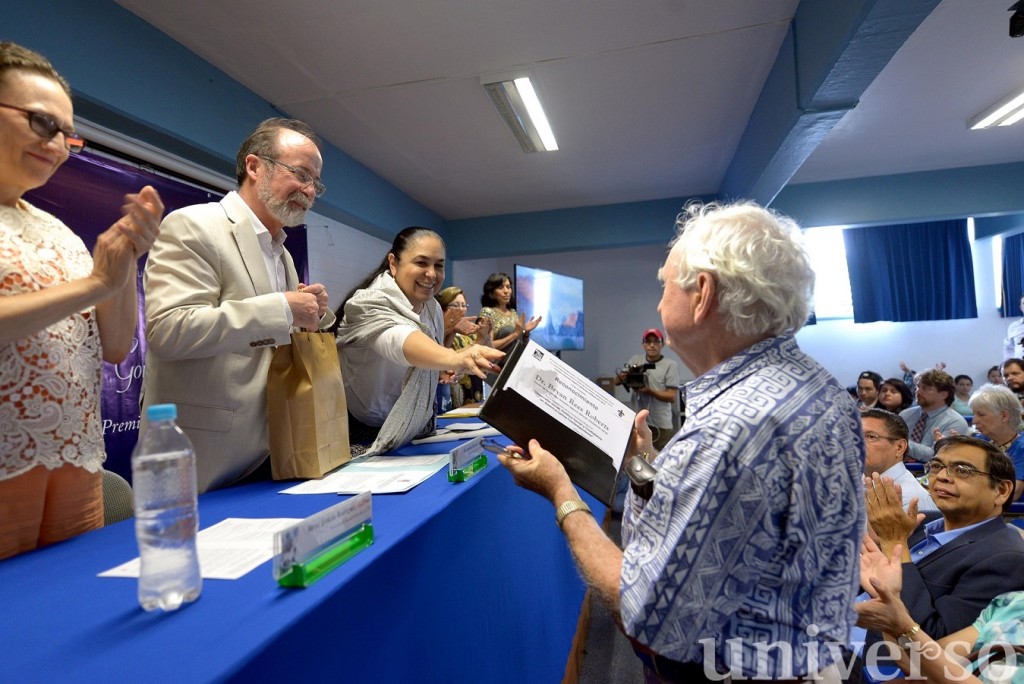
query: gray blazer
[{"left": 141, "top": 191, "right": 296, "bottom": 493}]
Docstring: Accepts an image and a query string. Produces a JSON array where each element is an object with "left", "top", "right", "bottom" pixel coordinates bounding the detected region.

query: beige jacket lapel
[{"left": 220, "top": 192, "right": 275, "bottom": 296}]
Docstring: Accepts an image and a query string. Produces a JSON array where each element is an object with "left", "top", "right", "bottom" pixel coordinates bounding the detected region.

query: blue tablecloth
[{"left": 1, "top": 431, "right": 604, "bottom": 683}]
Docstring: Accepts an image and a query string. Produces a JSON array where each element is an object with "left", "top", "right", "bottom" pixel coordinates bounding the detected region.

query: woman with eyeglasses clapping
[
  {"left": 0, "top": 42, "right": 164, "bottom": 560},
  {"left": 435, "top": 286, "right": 491, "bottom": 409}
]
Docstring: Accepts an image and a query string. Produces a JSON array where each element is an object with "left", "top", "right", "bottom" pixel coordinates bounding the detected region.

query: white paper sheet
[
  {"left": 98, "top": 518, "right": 301, "bottom": 580},
  {"left": 280, "top": 454, "right": 449, "bottom": 494},
  {"left": 439, "top": 406, "right": 482, "bottom": 418},
  {"left": 503, "top": 340, "right": 633, "bottom": 470},
  {"left": 411, "top": 426, "right": 500, "bottom": 444}
]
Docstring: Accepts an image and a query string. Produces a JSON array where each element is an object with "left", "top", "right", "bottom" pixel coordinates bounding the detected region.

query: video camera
[{"left": 621, "top": 362, "right": 655, "bottom": 390}]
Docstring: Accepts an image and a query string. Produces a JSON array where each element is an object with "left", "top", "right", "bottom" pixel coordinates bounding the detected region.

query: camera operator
[{"left": 614, "top": 328, "right": 680, "bottom": 449}]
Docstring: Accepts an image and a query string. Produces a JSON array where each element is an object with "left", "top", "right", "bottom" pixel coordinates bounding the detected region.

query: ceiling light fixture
[
  {"left": 969, "top": 87, "right": 1024, "bottom": 129},
  {"left": 482, "top": 76, "right": 558, "bottom": 153}
]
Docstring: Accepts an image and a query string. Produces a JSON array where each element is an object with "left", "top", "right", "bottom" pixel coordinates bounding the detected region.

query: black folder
[{"left": 480, "top": 339, "right": 632, "bottom": 505}]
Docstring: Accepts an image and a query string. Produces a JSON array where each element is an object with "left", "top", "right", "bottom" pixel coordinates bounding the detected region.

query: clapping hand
[
  {"left": 91, "top": 185, "right": 164, "bottom": 292},
  {"left": 117, "top": 185, "right": 163, "bottom": 257},
  {"left": 864, "top": 473, "right": 922, "bottom": 557},
  {"left": 518, "top": 312, "right": 542, "bottom": 333},
  {"left": 855, "top": 536, "right": 915, "bottom": 636}
]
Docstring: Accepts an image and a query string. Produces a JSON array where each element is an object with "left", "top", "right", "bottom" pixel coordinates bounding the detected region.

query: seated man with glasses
[
  {"left": 861, "top": 435, "right": 1024, "bottom": 672},
  {"left": 861, "top": 408, "right": 937, "bottom": 513}
]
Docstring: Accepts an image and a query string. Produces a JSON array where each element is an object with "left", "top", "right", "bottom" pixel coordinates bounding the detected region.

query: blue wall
[
  {"left": 8, "top": 0, "right": 440, "bottom": 242},
  {"left": 10, "top": 0, "right": 1024, "bottom": 259}
]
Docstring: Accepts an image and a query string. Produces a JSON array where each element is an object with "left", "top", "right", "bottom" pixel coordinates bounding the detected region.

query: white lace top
[{"left": 0, "top": 201, "right": 105, "bottom": 479}]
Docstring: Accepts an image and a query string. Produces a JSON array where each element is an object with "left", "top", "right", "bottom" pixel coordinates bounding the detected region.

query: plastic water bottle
[{"left": 132, "top": 403, "right": 202, "bottom": 611}]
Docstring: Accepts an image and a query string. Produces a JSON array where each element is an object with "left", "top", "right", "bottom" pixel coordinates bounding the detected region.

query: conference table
[{"left": 2, "top": 428, "right": 605, "bottom": 683}]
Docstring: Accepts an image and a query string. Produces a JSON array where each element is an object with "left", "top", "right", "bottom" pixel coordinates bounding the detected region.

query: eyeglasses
[
  {"left": 863, "top": 432, "right": 901, "bottom": 444},
  {"left": 481, "top": 438, "right": 527, "bottom": 460},
  {"left": 258, "top": 156, "right": 326, "bottom": 196},
  {"left": 448, "top": 303, "right": 468, "bottom": 309},
  {"left": 0, "top": 102, "right": 84, "bottom": 153},
  {"left": 925, "top": 459, "right": 991, "bottom": 480}
]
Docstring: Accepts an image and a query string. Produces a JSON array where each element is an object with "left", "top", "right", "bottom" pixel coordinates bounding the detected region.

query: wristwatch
[
  {"left": 896, "top": 623, "right": 920, "bottom": 651},
  {"left": 555, "top": 499, "right": 592, "bottom": 528}
]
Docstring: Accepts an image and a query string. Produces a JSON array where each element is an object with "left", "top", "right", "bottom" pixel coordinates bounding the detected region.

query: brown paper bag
[{"left": 267, "top": 331, "right": 351, "bottom": 480}]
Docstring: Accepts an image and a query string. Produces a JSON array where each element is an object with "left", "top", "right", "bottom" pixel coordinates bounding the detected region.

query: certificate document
[{"left": 481, "top": 339, "right": 635, "bottom": 503}]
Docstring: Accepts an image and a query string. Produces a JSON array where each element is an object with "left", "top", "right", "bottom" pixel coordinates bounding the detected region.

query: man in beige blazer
[{"left": 142, "top": 118, "right": 334, "bottom": 493}]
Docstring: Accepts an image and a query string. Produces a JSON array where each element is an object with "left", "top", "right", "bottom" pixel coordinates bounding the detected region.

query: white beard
[{"left": 257, "top": 175, "right": 311, "bottom": 227}]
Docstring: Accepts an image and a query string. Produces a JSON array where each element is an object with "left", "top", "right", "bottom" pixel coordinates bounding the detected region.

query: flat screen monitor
[{"left": 514, "top": 265, "right": 584, "bottom": 351}]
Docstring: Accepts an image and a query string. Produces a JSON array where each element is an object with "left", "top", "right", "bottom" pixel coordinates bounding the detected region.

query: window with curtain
[
  {"left": 843, "top": 219, "right": 976, "bottom": 323},
  {"left": 1000, "top": 233, "right": 1024, "bottom": 318}
]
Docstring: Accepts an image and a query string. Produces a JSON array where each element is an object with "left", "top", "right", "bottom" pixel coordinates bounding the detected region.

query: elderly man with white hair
[
  {"left": 499, "top": 202, "right": 865, "bottom": 683},
  {"left": 969, "top": 382, "right": 1024, "bottom": 501}
]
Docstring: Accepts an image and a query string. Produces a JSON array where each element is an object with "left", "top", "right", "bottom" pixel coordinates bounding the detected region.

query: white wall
[
  {"left": 451, "top": 244, "right": 694, "bottom": 407},
  {"left": 304, "top": 211, "right": 389, "bottom": 313},
  {"left": 310, "top": 225, "right": 1011, "bottom": 394},
  {"left": 797, "top": 234, "right": 1008, "bottom": 387}
]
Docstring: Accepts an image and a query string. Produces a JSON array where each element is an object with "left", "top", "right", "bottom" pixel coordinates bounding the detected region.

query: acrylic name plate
[
  {"left": 448, "top": 436, "right": 488, "bottom": 482},
  {"left": 273, "top": 492, "right": 374, "bottom": 587}
]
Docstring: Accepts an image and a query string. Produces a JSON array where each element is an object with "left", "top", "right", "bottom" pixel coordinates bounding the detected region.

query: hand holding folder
[{"left": 480, "top": 339, "right": 635, "bottom": 504}]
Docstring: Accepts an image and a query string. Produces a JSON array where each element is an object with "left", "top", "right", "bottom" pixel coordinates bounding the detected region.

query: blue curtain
[
  {"left": 844, "top": 219, "right": 976, "bottom": 323},
  {"left": 1001, "top": 233, "right": 1024, "bottom": 317}
]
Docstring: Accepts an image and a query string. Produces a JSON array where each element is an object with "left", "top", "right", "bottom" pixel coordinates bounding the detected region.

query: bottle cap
[{"left": 146, "top": 403, "right": 177, "bottom": 421}]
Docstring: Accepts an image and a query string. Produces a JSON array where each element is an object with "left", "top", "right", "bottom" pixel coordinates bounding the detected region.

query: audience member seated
[
  {"left": 899, "top": 369, "right": 969, "bottom": 462},
  {"left": 877, "top": 378, "right": 914, "bottom": 414},
  {"left": 1001, "top": 358, "right": 1024, "bottom": 407},
  {"left": 899, "top": 360, "right": 946, "bottom": 396},
  {"left": 861, "top": 409, "right": 937, "bottom": 512},
  {"left": 968, "top": 383, "right": 1024, "bottom": 502},
  {"left": 863, "top": 436, "right": 1024, "bottom": 650},
  {"left": 332, "top": 227, "right": 503, "bottom": 454},
  {"left": 477, "top": 272, "right": 540, "bottom": 352},
  {"left": 952, "top": 374, "right": 974, "bottom": 417},
  {"left": 988, "top": 364, "right": 1005, "bottom": 386},
  {"left": 857, "top": 370, "right": 883, "bottom": 409},
  {"left": 856, "top": 536, "right": 1024, "bottom": 683}
]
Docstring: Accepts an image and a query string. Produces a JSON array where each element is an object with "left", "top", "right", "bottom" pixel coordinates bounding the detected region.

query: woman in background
[
  {"left": 0, "top": 42, "right": 164, "bottom": 559},
  {"left": 877, "top": 377, "right": 914, "bottom": 414},
  {"left": 988, "top": 365, "right": 1005, "bottom": 386},
  {"left": 952, "top": 374, "right": 974, "bottom": 417},
  {"left": 968, "top": 383, "right": 1024, "bottom": 501},
  {"left": 435, "top": 285, "right": 491, "bottom": 410},
  {"left": 333, "top": 228, "right": 502, "bottom": 453},
  {"left": 478, "top": 272, "right": 541, "bottom": 351}
]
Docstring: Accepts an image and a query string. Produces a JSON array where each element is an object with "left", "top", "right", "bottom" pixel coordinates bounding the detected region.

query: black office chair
[{"left": 102, "top": 470, "right": 134, "bottom": 525}]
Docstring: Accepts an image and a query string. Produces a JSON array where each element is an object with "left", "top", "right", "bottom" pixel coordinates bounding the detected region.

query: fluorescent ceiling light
[
  {"left": 969, "top": 88, "right": 1024, "bottom": 129},
  {"left": 483, "top": 76, "right": 558, "bottom": 152}
]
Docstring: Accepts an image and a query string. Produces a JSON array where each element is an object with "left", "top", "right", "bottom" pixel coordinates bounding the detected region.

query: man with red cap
[{"left": 614, "top": 327, "right": 680, "bottom": 449}]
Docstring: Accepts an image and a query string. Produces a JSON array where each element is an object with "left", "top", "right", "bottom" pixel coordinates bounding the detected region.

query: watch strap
[
  {"left": 555, "top": 499, "right": 592, "bottom": 528},
  {"left": 897, "top": 623, "right": 920, "bottom": 649}
]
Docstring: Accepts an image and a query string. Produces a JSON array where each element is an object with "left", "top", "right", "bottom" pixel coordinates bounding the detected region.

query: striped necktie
[{"left": 911, "top": 412, "right": 927, "bottom": 442}]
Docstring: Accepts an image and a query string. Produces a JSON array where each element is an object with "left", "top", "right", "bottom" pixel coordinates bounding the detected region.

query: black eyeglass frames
[
  {"left": 0, "top": 102, "right": 84, "bottom": 153},
  {"left": 925, "top": 460, "right": 991, "bottom": 480}
]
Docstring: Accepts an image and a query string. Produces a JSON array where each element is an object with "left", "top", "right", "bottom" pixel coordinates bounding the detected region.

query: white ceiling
[{"left": 111, "top": 0, "right": 1023, "bottom": 220}]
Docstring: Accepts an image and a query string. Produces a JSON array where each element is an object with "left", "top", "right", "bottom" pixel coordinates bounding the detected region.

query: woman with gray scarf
[{"left": 333, "top": 227, "right": 503, "bottom": 455}]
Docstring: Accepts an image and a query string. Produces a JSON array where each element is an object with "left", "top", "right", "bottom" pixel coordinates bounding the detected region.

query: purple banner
[{"left": 25, "top": 151, "right": 308, "bottom": 482}]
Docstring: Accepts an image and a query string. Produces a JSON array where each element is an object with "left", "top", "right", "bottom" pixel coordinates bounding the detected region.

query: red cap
[{"left": 642, "top": 328, "right": 664, "bottom": 342}]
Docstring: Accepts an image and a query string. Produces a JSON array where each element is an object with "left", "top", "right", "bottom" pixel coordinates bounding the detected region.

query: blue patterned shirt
[
  {"left": 621, "top": 333, "right": 866, "bottom": 678},
  {"left": 972, "top": 591, "right": 1024, "bottom": 680}
]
